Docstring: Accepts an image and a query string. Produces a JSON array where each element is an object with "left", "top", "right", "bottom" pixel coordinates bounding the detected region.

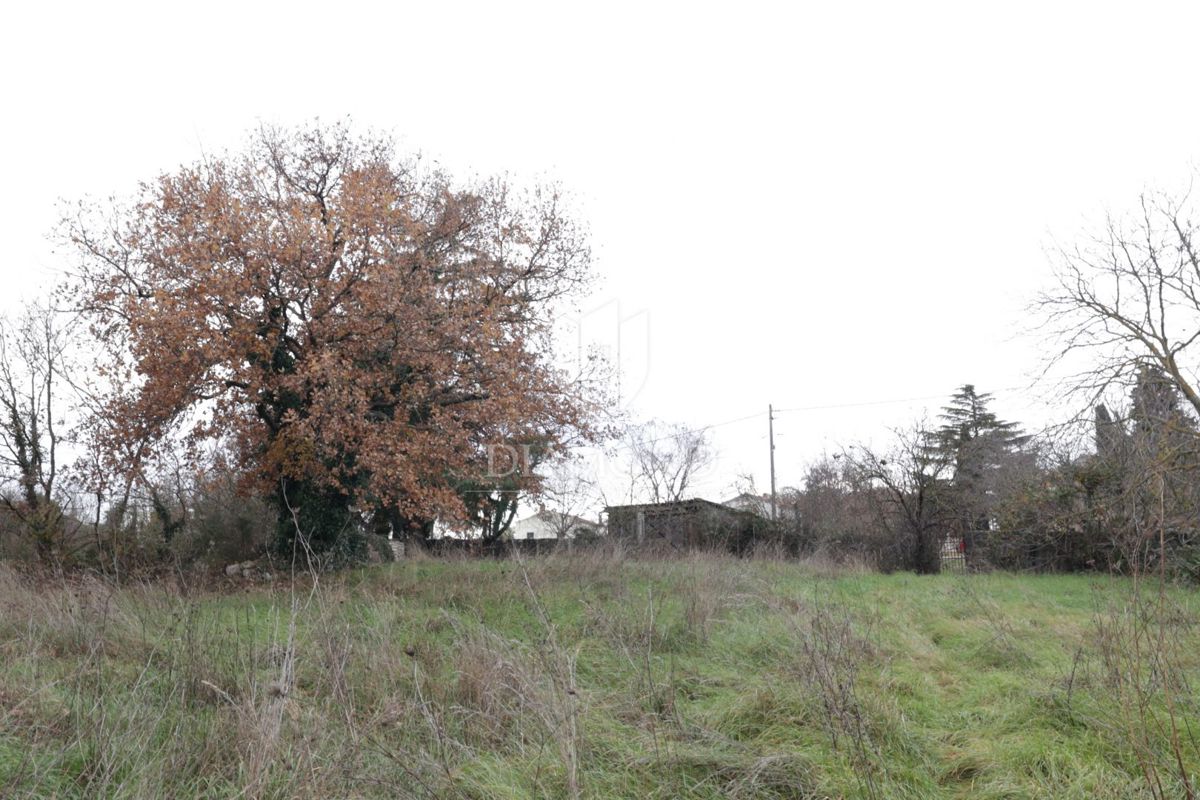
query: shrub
[{"left": 172, "top": 472, "right": 275, "bottom": 568}]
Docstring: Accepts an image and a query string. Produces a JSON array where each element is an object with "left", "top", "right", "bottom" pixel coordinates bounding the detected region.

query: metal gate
[{"left": 941, "top": 536, "right": 966, "bottom": 572}]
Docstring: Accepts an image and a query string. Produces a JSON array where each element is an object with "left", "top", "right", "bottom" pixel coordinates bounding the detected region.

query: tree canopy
[{"left": 66, "top": 122, "right": 600, "bottom": 550}]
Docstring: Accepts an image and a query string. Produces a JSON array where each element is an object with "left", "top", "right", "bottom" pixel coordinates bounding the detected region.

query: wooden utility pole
[{"left": 769, "top": 404, "right": 777, "bottom": 521}]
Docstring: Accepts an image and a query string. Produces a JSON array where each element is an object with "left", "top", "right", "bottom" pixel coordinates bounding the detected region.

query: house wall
[
  {"left": 510, "top": 513, "right": 601, "bottom": 541},
  {"left": 512, "top": 515, "right": 561, "bottom": 540},
  {"left": 607, "top": 501, "right": 772, "bottom": 552},
  {"left": 431, "top": 512, "right": 601, "bottom": 542}
]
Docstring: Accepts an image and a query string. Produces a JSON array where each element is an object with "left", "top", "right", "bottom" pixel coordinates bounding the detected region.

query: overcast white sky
[{"left": 4, "top": 1, "right": 1200, "bottom": 502}]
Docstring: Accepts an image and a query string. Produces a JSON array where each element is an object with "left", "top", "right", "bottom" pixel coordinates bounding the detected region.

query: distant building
[
  {"left": 509, "top": 509, "right": 603, "bottom": 541},
  {"left": 722, "top": 492, "right": 772, "bottom": 517},
  {"left": 430, "top": 508, "right": 602, "bottom": 542},
  {"left": 723, "top": 489, "right": 807, "bottom": 525},
  {"left": 604, "top": 498, "right": 773, "bottom": 551}
]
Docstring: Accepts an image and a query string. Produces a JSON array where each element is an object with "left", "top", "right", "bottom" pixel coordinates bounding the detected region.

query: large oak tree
[{"left": 66, "top": 123, "right": 599, "bottom": 551}]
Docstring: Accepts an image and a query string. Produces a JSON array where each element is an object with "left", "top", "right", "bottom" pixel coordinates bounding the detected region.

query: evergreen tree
[
  {"left": 928, "top": 385, "right": 1030, "bottom": 553},
  {"left": 1126, "top": 365, "right": 1200, "bottom": 570},
  {"left": 1094, "top": 364, "right": 1199, "bottom": 481},
  {"left": 931, "top": 385, "right": 1028, "bottom": 458},
  {"left": 1093, "top": 404, "right": 1127, "bottom": 462},
  {"left": 1129, "top": 363, "right": 1198, "bottom": 452}
]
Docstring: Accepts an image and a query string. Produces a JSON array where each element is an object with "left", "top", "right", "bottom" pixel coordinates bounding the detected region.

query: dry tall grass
[{"left": 0, "top": 551, "right": 1197, "bottom": 798}]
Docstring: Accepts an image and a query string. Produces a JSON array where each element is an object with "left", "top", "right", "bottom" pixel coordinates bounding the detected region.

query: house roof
[
  {"left": 516, "top": 509, "right": 597, "bottom": 528},
  {"left": 604, "top": 497, "right": 762, "bottom": 521}
]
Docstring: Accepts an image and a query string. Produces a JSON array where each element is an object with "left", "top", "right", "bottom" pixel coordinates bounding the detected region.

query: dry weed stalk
[
  {"left": 778, "top": 593, "right": 883, "bottom": 800},
  {"left": 1089, "top": 473, "right": 1199, "bottom": 800},
  {"left": 513, "top": 548, "right": 585, "bottom": 800}
]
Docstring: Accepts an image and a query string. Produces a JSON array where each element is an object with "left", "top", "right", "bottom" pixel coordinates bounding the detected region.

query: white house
[
  {"left": 509, "top": 509, "right": 603, "bottom": 541},
  {"left": 721, "top": 491, "right": 804, "bottom": 524},
  {"left": 427, "top": 508, "right": 604, "bottom": 541},
  {"left": 722, "top": 493, "right": 771, "bottom": 517}
]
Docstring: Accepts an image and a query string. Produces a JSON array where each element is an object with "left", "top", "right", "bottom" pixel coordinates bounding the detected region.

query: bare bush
[
  {"left": 1090, "top": 577, "right": 1200, "bottom": 800},
  {"left": 840, "top": 423, "right": 954, "bottom": 574}
]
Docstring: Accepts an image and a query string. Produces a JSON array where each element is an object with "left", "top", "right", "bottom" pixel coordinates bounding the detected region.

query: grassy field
[{"left": 0, "top": 552, "right": 1198, "bottom": 799}]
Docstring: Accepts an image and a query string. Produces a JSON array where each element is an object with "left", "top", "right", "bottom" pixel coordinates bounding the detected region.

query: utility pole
[
  {"left": 768, "top": 404, "right": 777, "bottom": 521},
  {"left": 614, "top": 312, "right": 621, "bottom": 407}
]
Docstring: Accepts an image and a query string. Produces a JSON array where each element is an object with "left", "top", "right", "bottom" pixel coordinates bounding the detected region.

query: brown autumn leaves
[{"left": 62, "top": 123, "right": 603, "bottom": 538}]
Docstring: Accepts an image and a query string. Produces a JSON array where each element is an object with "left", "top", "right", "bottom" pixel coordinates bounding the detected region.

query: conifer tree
[{"left": 929, "top": 385, "right": 1029, "bottom": 550}]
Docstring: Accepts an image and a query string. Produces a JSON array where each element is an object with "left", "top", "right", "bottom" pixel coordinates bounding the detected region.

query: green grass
[{"left": 0, "top": 553, "right": 1197, "bottom": 798}]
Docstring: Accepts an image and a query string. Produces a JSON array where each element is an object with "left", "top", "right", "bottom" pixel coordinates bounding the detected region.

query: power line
[
  {"left": 772, "top": 385, "right": 1031, "bottom": 415},
  {"left": 610, "top": 384, "right": 1035, "bottom": 451}
]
